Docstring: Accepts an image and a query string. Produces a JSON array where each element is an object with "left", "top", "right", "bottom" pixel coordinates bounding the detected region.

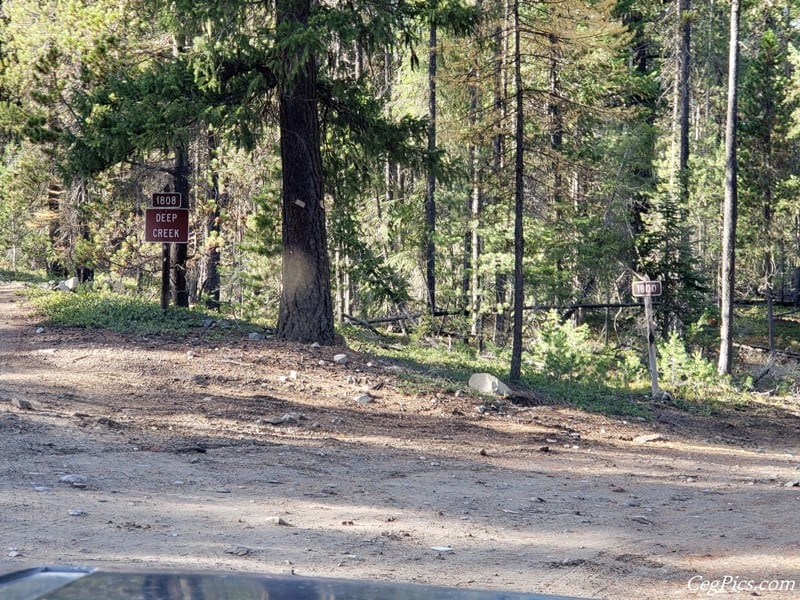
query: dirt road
[{"left": 1, "top": 282, "right": 799, "bottom": 598}]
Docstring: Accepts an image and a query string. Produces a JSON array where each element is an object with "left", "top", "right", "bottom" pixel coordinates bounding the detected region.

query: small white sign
[{"left": 632, "top": 280, "right": 662, "bottom": 297}]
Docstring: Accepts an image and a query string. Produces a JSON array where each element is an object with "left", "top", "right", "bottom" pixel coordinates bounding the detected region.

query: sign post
[
  {"left": 632, "top": 277, "right": 662, "bottom": 400},
  {"left": 145, "top": 193, "right": 188, "bottom": 310},
  {"left": 160, "top": 243, "right": 170, "bottom": 311}
]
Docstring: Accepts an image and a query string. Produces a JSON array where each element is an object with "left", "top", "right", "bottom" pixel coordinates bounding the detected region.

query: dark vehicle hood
[{"left": 0, "top": 567, "right": 587, "bottom": 600}]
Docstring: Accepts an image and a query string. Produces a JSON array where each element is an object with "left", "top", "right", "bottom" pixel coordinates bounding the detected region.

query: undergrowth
[
  {"left": 27, "top": 286, "right": 228, "bottom": 337},
  {"left": 343, "top": 306, "right": 797, "bottom": 418},
  {"left": 20, "top": 283, "right": 798, "bottom": 419}
]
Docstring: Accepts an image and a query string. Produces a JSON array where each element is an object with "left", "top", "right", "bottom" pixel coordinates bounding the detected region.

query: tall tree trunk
[
  {"left": 622, "top": 5, "right": 655, "bottom": 240},
  {"left": 170, "top": 140, "right": 190, "bottom": 308},
  {"left": 718, "top": 0, "right": 741, "bottom": 376},
  {"left": 764, "top": 201, "right": 775, "bottom": 356},
  {"left": 674, "top": 0, "right": 691, "bottom": 206},
  {"left": 425, "top": 17, "right": 438, "bottom": 314},
  {"left": 509, "top": 0, "right": 524, "bottom": 382},
  {"left": 202, "top": 131, "right": 223, "bottom": 310},
  {"left": 658, "top": 0, "right": 692, "bottom": 332},
  {"left": 548, "top": 31, "right": 564, "bottom": 304},
  {"left": 46, "top": 182, "right": 67, "bottom": 277},
  {"left": 469, "top": 96, "right": 482, "bottom": 339},
  {"left": 467, "top": 20, "right": 482, "bottom": 338},
  {"left": 275, "top": 0, "right": 334, "bottom": 344},
  {"left": 170, "top": 33, "right": 190, "bottom": 308},
  {"left": 73, "top": 181, "right": 94, "bottom": 283},
  {"left": 493, "top": 0, "right": 510, "bottom": 344},
  {"left": 761, "top": 53, "right": 776, "bottom": 357},
  {"left": 548, "top": 32, "right": 563, "bottom": 207}
]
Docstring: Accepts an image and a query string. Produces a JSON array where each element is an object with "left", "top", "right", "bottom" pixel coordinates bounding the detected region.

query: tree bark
[
  {"left": 170, "top": 140, "right": 190, "bottom": 308},
  {"left": 492, "top": 0, "right": 510, "bottom": 344},
  {"left": 467, "top": 12, "right": 482, "bottom": 338},
  {"left": 548, "top": 32, "right": 563, "bottom": 208},
  {"left": 718, "top": 0, "right": 740, "bottom": 376},
  {"left": 170, "top": 33, "right": 190, "bottom": 308},
  {"left": 674, "top": 0, "right": 691, "bottom": 206},
  {"left": 275, "top": 0, "right": 334, "bottom": 344},
  {"left": 46, "top": 182, "right": 68, "bottom": 277},
  {"left": 469, "top": 86, "right": 482, "bottom": 338},
  {"left": 509, "top": 0, "right": 524, "bottom": 382},
  {"left": 621, "top": 5, "right": 655, "bottom": 239},
  {"left": 425, "top": 16, "right": 438, "bottom": 315},
  {"left": 201, "top": 131, "right": 223, "bottom": 310}
]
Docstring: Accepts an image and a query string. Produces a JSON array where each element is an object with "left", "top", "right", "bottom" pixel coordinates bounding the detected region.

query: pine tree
[
  {"left": 718, "top": 0, "right": 741, "bottom": 376},
  {"left": 739, "top": 14, "right": 798, "bottom": 354}
]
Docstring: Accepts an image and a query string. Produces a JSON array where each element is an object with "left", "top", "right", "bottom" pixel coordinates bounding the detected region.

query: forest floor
[{"left": 1, "top": 281, "right": 799, "bottom": 599}]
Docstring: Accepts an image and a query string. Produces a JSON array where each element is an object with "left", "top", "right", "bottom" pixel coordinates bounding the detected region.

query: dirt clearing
[{"left": 1, "top": 282, "right": 799, "bottom": 598}]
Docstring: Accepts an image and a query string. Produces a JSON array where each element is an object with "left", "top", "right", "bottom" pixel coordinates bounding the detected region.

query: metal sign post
[{"left": 632, "top": 277, "right": 662, "bottom": 400}]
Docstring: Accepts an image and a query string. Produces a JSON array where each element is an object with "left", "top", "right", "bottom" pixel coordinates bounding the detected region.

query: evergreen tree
[
  {"left": 718, "top": 0, "right": 741, "bottom": 376},
  {"left": 739, "top": 15, "right": 798, "bottom": 353}
]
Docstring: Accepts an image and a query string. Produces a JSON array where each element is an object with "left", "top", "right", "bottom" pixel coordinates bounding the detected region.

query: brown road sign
[
  {"left": 145, "top": 208, "right": 189, "bottom": 243},
  {"left": 632, "top": 280, "right": 662, "bottom": 297}
]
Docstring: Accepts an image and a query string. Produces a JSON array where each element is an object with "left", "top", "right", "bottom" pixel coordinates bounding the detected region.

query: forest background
[{"left": 0, "top": 0, "right": 799, "bottom": 404}]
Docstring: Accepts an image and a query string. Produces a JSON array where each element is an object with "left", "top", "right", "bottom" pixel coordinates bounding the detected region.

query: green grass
[
  {"left": 343, "top": 324, "right": 654, "bottom": 418},
  {"left": 19, "top": 284, "right": 798, "bottom": 419},
  {"left": 26, "top": 286, "right": 257, "bottom": 338},
  {"left": 521, "top": 374, "right": 654, "bottom": 418},
  {"left": 0, "top": 268, "right": 48, "bottom": 284},
  {"left": 342, "top": 306, "right": 800, "bottom": 419},
  {"left": 345, "top": 327, "right": 498, "bottom": 395},
  {"left": 736, "top": 305, "right": 800, "bottom": 353}
]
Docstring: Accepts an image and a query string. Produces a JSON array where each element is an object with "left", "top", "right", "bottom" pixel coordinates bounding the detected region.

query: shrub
[
  {"left": 618, "top": 348, "right": 647, "bottom": 389},
  {"left": 29, "top": 287, "right": 202, "bottom": 336},
  {"left": 658, "top": 332, "right": 718, "bottom": 399},
  {"left": 529, "top": 311, "right": 594, "bottom": 381}
]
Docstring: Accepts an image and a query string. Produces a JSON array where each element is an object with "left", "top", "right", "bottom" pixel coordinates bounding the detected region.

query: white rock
[
  {"left": 333, "top": 353, "right": 348, "bottom": 365},
  {"left": 354, "top": 394, "right": 373, "bottom": 404},
  {"left": 57, "top": 276, "right": 80, "bottom": 292},
  {"left": 468, "top": 373, "right": 511, "bottom": 396}
]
